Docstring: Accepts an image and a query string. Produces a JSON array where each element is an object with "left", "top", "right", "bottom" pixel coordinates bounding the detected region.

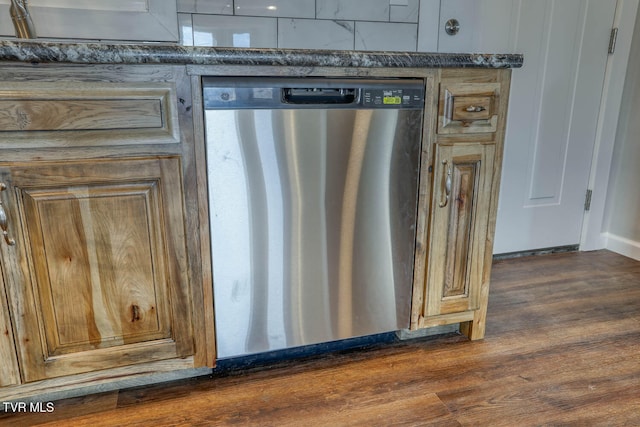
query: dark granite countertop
[{"left": 0, "top": 40, "right": 523, "bottom": 69}]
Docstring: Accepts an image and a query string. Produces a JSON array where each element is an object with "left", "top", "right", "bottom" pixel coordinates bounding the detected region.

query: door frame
[{"left": 581, "top": 0, "right": 639, "bottom": 252}]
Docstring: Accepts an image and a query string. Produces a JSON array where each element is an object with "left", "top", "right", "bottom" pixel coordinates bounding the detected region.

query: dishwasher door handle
[{"left": 283, "top": 87, "right": 357, "bottom": 105}]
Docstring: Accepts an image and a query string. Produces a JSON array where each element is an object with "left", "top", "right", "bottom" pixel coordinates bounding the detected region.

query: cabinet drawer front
[
  {"left": 451, "top": 96, "right": 493, "bottom": 122},
  {"left": 0, "top": 83, "right": 180, "bottom": 148},
  {"left": 438, "top": 83, "right": 500, "bottom": 134},
  {"left": 0, "top": 99, "right": 162, "bottom": 131}
]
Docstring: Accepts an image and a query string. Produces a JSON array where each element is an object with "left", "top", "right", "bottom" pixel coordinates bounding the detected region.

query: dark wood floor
[{"left": 2, "top": 250, "right": 639, "bottom": 426}]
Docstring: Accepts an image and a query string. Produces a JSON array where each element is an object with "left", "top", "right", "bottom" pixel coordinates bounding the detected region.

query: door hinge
[
  {"left": 608, "top": 28, "right": 618, "bottom": 54},
  {"left": 584, "top": 189, "right": 593, "bottom": 211}
]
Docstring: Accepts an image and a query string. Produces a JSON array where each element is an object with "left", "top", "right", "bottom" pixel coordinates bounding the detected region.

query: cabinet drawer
[
  {"left": 0, "top": 99, "right": 162, "bottom": 131},
  {"left": 0, "top": 82, "right": 180, "bottom": 148},
  {"left": 438, "top": 82, "right": 501, "bottom": 134}
]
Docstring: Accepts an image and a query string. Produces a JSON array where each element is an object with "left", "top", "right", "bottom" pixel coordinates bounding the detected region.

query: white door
[
  {"left": 437, "top": 0, "right": 519, "bottom": 53},
  {"left": 438, "top": 0, "right": 617, "bottom": 254}
]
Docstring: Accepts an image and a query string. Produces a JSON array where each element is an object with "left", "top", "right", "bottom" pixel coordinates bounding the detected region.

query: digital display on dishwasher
[{"left": 362, "top": 88, "right": 424, "bottom": 108}]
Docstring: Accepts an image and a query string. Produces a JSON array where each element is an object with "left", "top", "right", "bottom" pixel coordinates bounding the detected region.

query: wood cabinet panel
[
  {"left": 0, "top": 63, "right": 213, "bottom": 397},
  {"left": 424, "top": 143, "right": 495, "bottom": 317},
  {"left": 0, "top": 157, "right": 194, "bottom": 382},
  {"left": 23, "top": 183, "right": 170, "bottom": 356},
  {"left": 0, "top": 99, "right": 162, "bottom": 132},
  {"left": 442, "top": 159, "right": 478, "bottom": 298},
  {"left": 0, "top": 181, "right": 20, "bottom": 386},
  {"left": 412, "top": 69, "right": 511, "bottom": 339},
  {"left": 0, "top": 266, "right": 20, "bottom": 386},
  {"left": 0, "top": 82, "right": 179, "bottom": 149}
]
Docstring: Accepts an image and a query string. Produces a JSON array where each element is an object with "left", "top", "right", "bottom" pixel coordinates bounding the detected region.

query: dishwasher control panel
[
  {"left": 362, "top": 88, "right": 424, "bottom": 108},
  {"left": 203, "top": 77, "right": 425, "bottom": 110}
]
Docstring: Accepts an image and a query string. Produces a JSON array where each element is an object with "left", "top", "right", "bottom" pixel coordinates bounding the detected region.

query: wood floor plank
[
  {"left": 1, "top": 250, "right": 638, "bottom": 426},
  {"left": 29, "top": 373, "right": 459, "bottom": 426}
]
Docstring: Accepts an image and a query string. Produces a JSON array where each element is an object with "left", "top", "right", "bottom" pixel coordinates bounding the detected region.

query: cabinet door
[
  {"left": 1, "top": 182, "right": 20, "bottom": 386},
  {"left": 0, "top": 158, "right": 193, "bottom": 382},
  {"left": 0, "top": 243, "right": 20, "bottom": 386},
  {"left": 424, "top": 143, "right": 495, "bottom": 317}
]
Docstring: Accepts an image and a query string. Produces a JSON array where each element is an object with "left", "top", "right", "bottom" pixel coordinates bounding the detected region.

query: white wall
[
  {"left": 436, "top": 0, "right": 518, "bottom": 53},
  {"left": 178, "top": 0, "right": 441, "bottom": 51},
  {"left": 603, "top": 5, "right": 640, "bottom": 260}
]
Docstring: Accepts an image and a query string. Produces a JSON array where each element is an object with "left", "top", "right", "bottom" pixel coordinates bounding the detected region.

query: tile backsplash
[{"left": 179, "top": 0, "right": 437, "bottom": 52}]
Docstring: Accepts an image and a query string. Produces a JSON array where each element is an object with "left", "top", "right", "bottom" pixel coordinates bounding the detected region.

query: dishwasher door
[{"left": 204, "top": 78, "right": 425, "bottom": 359}]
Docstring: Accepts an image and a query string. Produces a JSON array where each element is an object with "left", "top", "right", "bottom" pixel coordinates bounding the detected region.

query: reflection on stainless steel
[
  {"left": 10, "top": 0, "right": 37, "bottom": 39},
  {"left": 205, "top": 78, "right": 424, "bottom": 359}
]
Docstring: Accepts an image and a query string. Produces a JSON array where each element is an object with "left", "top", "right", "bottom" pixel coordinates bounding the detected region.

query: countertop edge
[{"left": 0, "top": 41, "right": 524, "bottom": 69}]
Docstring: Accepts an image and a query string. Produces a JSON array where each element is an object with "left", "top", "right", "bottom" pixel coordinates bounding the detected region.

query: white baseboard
[{"left": 604, "top": 232, "right": 640, "bottom": 261}]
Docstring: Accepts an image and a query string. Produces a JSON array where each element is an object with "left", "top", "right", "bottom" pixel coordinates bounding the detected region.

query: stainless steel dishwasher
[{"left": 203, "top": 77, "right": 425, "bottom": 359}]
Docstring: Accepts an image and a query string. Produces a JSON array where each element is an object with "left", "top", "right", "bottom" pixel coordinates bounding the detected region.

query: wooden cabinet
[
  {"left": 412, "top": 69, "right": 511, "bottom": 340},
  {"left": 0, "top": 234, "right": 20, "bottom": 386},
  {"left": 0, "top": 64, "right": 213, "bottom": 398},
  {"left": 424, "top": 143, "right": 495, "bottom": 318},
  {"left": 0, "top": 158, "right": 193, "bottom": 382},
  {"left": 0, "top": 58, "right": 512, "bottom": 400}
]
